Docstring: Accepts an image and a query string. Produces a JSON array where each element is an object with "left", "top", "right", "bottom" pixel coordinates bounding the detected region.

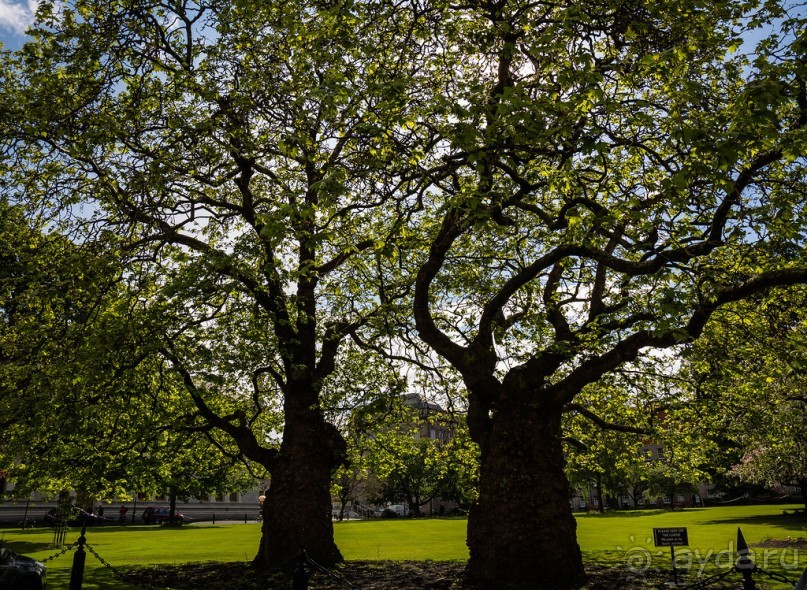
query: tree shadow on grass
[
  {"left": 699, "top": 512, "right": 807, "bottom": 533},
  {"left": 45, "top": 566, "right": 144, "bottom": 590},
  {"left": 29, "top": 523, "right": 204, "bottom": 537},
  {"left": 576, "top": 509, "right": 670, "bottom": 519},
  {"left": 0, "top": 525, "right": 180, "bottom": 554},
  {"left": 3, "top": 541, "right": 52, "bottom": 555}
]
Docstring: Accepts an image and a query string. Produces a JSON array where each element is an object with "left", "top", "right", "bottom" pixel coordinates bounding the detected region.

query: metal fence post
[
  {"left": 735, "top": 528, "right": 757, "bottom": 590},
  {"left": 292, "top": 549, "right": 309, "bottom": 590},
  {"left": 68, "top": 525, "right": 87, "bottom": 590}
]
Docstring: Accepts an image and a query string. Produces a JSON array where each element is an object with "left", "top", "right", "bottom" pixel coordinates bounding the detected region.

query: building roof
[{"left": 402, "top": 393, "right": 444, "bottom": 414}]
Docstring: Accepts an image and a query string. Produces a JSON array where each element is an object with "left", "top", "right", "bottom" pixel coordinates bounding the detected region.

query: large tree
[
  {"left": 1, "top": 198, "right": 258, "bottom": 511},
  {"left": 564, "top": 378, "right": 652, "bottom": 511},
  {"left": 362, "top": 399, "right": 479, "bottom": 517},
  {"left": 683, "top": 287, "right": 807, "bottom": 509},
  {"left": 1, "top": 0, "right": 432, "bottom": 569},
  {"left": 411, "top": 1, "right": 807, "bottom": 588},
  {"left": 0, "top": 198, "right": 134, "bottom": 499}
]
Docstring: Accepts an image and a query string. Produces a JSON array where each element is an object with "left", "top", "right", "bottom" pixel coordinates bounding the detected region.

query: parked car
[
  {"left": 42, "top": 509, "right": 61, "bottom": 527},
  {"left": 68, "top": 507, "right": 108, "bottom": 527},
  {"left": 141, "top": 507, "right": 185, "bottom": 525},
  {"left": 0, "top": 542, "right": 47, "bottom": 590}
]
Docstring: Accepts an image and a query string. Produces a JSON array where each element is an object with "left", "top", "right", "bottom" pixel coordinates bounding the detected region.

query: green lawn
[
  {"left": 576, "top": 505, "right": 807, "bottom": 578},
  {"left": 1, "top": 504, "right": 805, "bottom": 589}
]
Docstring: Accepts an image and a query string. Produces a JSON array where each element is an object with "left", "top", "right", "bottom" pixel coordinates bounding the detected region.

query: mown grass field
[{"left": 0, "top": 504, "right": 805, "bottom": 589}]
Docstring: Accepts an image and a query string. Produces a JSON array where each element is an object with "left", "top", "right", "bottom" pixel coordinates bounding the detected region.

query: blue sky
[{"left": 0, "top": 0, "right": 36, "bottom": 50}]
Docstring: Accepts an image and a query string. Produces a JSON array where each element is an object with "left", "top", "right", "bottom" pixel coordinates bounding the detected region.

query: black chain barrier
[
  {"left": 84, "top": 541, "right": 157, "bottom": 590},
  {"left": 757, "top": 567, "right": 801, "bottom": 586},
  {"left": 671, "top": 528, "right": 804, "bottom": 590},
  {"left": 30, "top": 528, "right": 155, "bottom": 590},
  {"left": 39, "top": 541, "right": 78, "bottom": 564},
  {"left": 295, "top": 549, "right": 360, "bottom": 590},
  {"left": 678, "top": 566, "right": 802, "bottom": 590}
]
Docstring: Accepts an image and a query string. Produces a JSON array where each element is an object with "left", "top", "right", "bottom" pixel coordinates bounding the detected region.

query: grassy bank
[{"left": 1, "top": 504, "right": 804, "bottom": 589}]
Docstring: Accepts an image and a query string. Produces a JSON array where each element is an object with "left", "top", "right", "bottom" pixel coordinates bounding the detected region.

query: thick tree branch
[
  {"left": 543, "top": 261, "right": 574, "bottom": 342},
  {"left": 160, "top": 344, "right": 278, "bottom": 469},
  {"left": 564, "top": 403, "right": 650, "bottom": 435},
  {"left": 414, "top": 208, "right": 471, "bottom": 370}
]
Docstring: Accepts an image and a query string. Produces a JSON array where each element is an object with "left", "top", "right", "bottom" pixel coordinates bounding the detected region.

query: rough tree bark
[
  {"left": 254, "top": 407, "right": 345, "bottom": 569},
  {"left": 465, "top": 399, "right": 586, "bottom": 590},
  {"left": 166, "top": 352, "right": 346, "bottom": 569}
]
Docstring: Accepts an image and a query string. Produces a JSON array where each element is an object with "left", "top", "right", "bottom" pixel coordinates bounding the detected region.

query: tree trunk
[
  {"left": 595, "top": 474, "right": 604, "bottom": 512},
  {"left": 253, "top": 407, "right": 346, "bottom": 570},
  {"left": 338, "top": 497, "right": 348, "bottom": 521},
  {"left": 409, "top": 498, "right": 421, "bottom": 517},
  {"left": 466, "top": 405, "right": 586, "bottom": 590},
  {"left": 169, "top": 489, "right": 178, "bottom": 524}
]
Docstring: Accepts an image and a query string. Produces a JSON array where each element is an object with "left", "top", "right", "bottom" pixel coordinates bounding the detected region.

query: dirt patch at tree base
[
  {"left": 755, "top": 537, "right": 807, "bottom": 550},
  {"left": 123, "top": 561, "right": 729, "bottom": 589}
]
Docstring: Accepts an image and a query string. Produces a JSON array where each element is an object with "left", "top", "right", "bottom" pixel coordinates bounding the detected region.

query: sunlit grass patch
[{"left": 0, "top": 505, "right": 804, "bottom": 589}]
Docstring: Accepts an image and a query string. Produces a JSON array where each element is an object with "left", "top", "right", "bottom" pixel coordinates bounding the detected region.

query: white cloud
[{"left": 0, "top": 0, "right": 37, "bottom": 36}]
